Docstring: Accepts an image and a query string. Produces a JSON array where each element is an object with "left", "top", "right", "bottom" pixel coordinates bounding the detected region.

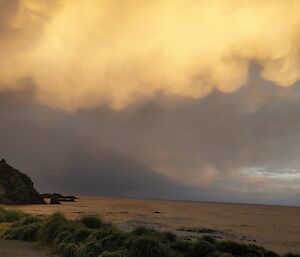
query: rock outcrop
[
  {"left": 41, "top": 193, "right": 77, "bottom": 203},
  {"left": 0, "top": 159, "right": 45, "bottom": 204},
  {"left": 50, "top": 195, "right": 61, "bottom": 204}
]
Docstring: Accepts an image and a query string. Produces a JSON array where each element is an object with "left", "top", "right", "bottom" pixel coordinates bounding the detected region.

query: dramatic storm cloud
[
  {"left": 0, "top": 1, "right": 300, "bottom": 205},
  {"left": 1, "top": 0, "right": 300, "bottom": 110},
  {"left": 1, "top": 71, "right": 300, "bottom": 206}
]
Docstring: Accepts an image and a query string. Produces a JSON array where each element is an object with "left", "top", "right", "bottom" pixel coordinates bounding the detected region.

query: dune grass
[
  {"left": 0, "top": 206, "right": 24, "bottom": 222},
  {"left": 0, "top": 207, "right": 299, "bottom": 257},
  {"left": 80, "top": 215, "right": 103, "bottom": 229}
]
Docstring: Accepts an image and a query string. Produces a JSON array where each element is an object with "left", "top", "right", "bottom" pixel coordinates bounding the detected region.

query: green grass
[
  {"left": 99, "top": 249, "right": 128, "bottom": 257},
  {"left": 1, "top": 208, "right": 41, "bottom": 241},
  {"left": 189, "top": 239, "right": 219, "bottom": 257},
  {"left": 77, "top": 240, "right": 103, "bottom": 257},
  {"left": 100, "top": 231, "right": 127, "bottom": 251},
  {"left": 131, "top": 226, "right": 172, "bottom": 244},
  {"left": 0, "top": 207, "right": 298, "bottom": 257},
  {"left": 0, "top": 207, "right": 24, "bottom": 222},
  {"left": 4, "top": 222, "right": 41, "bottom": 241},
  {"left": 38, "top": 212, "right": 68, "bottom": 244},
  {"left": 127, "top": 236, "right": 168, "bottom": 257},
  {"left": 170, "top": 240, "right": 191, "bottom": 252},
  {"left": 58, "top": 242, "right": 78, "bottom": 257}
]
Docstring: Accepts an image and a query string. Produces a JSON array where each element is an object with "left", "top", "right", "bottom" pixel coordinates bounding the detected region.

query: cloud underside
[
  {"left": 1, "top": 0, "right": 300, "bottom": 110},
  {"left": 0, "top": 76, "right": 300, "bottom": 205}
]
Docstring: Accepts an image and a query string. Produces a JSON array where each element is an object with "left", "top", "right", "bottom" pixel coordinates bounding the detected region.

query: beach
[
  {"left": 0, "top": 239, "right": 51, "bottom": 257},
  {"left": 4, "top": 196, "right": 300, "bottom": 254}
]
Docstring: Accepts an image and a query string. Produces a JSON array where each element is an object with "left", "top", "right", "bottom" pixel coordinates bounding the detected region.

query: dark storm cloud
[
  {"left": 0, "top": 70, "right": 300, "bottom": 206},
  {"left": 0, "top": 87, "right": 205, "bottom": 201}
]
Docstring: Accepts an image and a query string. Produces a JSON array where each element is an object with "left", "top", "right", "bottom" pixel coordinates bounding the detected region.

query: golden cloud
[{"left": 1, "top": 0, "right": 300, "bottom": 111}]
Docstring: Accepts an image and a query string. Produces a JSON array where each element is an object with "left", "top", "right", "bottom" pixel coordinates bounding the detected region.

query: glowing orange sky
[{"left": 1, "top": 0, "right": 300, "bottom": 111}]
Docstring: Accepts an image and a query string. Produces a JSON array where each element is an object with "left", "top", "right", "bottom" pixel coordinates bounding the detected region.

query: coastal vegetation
[{"left": 0, "top": 207, "right": 299, "bottom": 257}]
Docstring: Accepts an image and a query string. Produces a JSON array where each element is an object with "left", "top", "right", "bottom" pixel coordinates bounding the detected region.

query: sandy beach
[
  {"left": 4, "top": 196, "right": 300, "bottom": 254},
  {"left": 0, "top": 239, "right": 51, "bottom": 257}
]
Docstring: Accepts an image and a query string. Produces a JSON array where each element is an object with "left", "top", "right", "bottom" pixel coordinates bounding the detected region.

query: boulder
[
  {"left": 0, "top": 159, "right": 45, "bottom": 204},
  {"left": 50, "top": 195, "right": 61, "bottom": 204}
]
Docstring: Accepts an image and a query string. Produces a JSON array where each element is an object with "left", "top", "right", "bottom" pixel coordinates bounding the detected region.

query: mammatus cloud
[{"left": 1, "top": 0, "right": 300, "bottom": 111}]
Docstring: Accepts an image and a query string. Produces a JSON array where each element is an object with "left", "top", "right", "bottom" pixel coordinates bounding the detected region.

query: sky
[{"left": 0, "top": 0, "right": 300, "bottom": 206}]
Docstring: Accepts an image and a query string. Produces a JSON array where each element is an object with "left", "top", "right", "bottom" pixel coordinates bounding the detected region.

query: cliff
[{"left": 0, "top": 159, "right": 45, "bottom": 204}]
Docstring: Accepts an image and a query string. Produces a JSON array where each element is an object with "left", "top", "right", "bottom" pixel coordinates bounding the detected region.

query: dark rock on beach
[
  {"left": 50, "top": 195, "right": 61, "bottom": 204},
  {"left": 41, "top": 193, "right": 77, "bottom": 204},
  {"left": 40, "top": 193, "right": 52, "bottom": 199},
  {"left": 0, "top": 158, "right": 45, "bottom": 204}
]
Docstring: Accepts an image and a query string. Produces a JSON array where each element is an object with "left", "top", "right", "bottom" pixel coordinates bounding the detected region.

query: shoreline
[
  {"left": 36, "top": 194, "right": 300, "bottom": 209},
  {"left": 1, "top": 207, "right": 299, "bottom": 257},
  {"left": 2, "top": 196, "right": 300, "bottom": 254}
]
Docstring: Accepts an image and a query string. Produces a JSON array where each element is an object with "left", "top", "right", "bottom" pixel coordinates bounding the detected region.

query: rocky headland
[{"left": 0, "top": 159, "right": 45, "bottom": 205}]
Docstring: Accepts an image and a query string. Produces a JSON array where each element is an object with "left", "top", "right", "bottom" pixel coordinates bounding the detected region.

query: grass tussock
[
  {"left": 77, "top": 240, "right": 103, "bottom": 257},
  {"left": 0, "top": 207, "right": 24, "bottom": 222},
  {"left": 189, "top": 240, "right": 219, "bottom": 257},
  {"left": 0, "top": 207, "right": 298, "bottom": 257},
  {"left": 127, "top": 236, "right": 168, "bottom": 257},
  {"left": 4, "top": 222, "right": 41, "bottom": 241},
  {"left": 131, "top": 226, "right": 173, "bottom": 244},
  {"left": 80, "top": 215, "right": 103, "bottom": 229},
  {"left": 170, "top": 240, "right": 191, "bottom": 252},
  {"left": 38, "top": 212, "right": 68, "bottom": 244},
  {"left": 1, "top": 208, "right": 41, "bottom": 241}
]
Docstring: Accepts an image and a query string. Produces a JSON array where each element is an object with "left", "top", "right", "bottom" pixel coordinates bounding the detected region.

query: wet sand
[{"left": 4, "top": 196, "right": 300, "bottom": 254}]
